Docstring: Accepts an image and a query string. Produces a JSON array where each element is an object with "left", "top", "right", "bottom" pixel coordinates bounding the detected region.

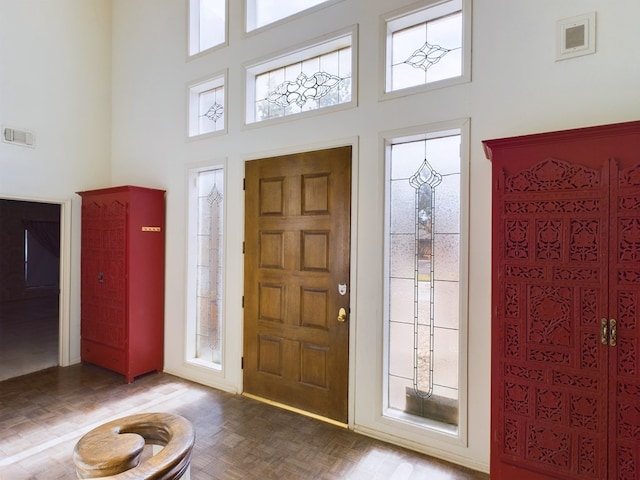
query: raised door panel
[
  {"left": 244, "top": 147, "right": 351, "bottom": 423},
  {"left": 80, "top": 201, "right": 104, "bottom": 344},
  {"left": 101, "top": 199, "right": 127, "bottom": 349},
  {"left": 81, "top": 198, "right": 127, "bottom": 349}
]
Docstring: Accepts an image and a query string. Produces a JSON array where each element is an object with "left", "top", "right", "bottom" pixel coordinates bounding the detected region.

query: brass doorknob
[{"left": 338, "top": 307, "right": 347, "bottom": 323}]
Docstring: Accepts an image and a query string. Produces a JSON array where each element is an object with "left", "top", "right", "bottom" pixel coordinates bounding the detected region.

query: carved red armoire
[
  {"left": 484, "top": 121, "right": 640, "bottom": 480},
  {"left": 78, "top": 186, "right": 165, "bottom": 383}
]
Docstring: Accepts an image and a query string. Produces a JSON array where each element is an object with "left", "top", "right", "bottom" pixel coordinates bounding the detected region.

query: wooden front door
[{"left": 243, "top": 146, "right": 351, "bottom": 423}]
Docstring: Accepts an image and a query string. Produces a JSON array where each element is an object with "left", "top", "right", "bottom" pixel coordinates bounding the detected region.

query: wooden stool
[{"left": 73, "top": 413, "right": 195, "bottom": 479}]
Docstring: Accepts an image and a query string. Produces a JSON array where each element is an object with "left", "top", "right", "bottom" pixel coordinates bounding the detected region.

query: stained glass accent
[
  {"left": 203, "top": 103, "right": 224, "bottom": 122},
  {"left": 387, "top": 5, "right": 463, "bottom": 92},
  {"left": 387, "top": 133, "right": 461, "bottom": 425},
  {"left": 197, "top": 85, "right": 225, "bottom": 134},
  {"left": 404, "top": 42, "right": 452, "bottom": 72},
  {"left": 254, "top": 45, "right": 351, "bottom": 122},
  {"left": 266, "top": 72, "right": 345, "bottom": 109},
  {"left": 196, "top": 169, "right": 224, "bottom": 365},
  {"left": 409, "top": 160, "right": 442, "bottom": 398}
]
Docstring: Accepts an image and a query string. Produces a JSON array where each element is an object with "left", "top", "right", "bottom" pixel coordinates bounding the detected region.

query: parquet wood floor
[{"left": 0, "top": 365, "right": 489, "bottom": 479}]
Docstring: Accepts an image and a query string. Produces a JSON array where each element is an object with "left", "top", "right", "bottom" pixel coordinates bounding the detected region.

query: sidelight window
[
  {"left": 187, "top": 166, "right": 225, "bottom": 368},
  {"left": 384, "top": 127, "right": 466, "bottom": 431}
]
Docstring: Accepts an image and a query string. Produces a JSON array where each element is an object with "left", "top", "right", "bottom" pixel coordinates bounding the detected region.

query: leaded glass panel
[
  {"left": 386, "top": 132, "right": 461, "bottom": 426},
  {"left": 195, "top": 168, "right": 224, "bottom": 365}
]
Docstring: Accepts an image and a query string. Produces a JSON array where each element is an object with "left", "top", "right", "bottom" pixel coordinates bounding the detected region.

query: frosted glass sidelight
[
  {"left": 194, "top": 169, "right": 224, "bottom": 365},
  {"left": 386, "top": 131, "right": 461, "bottom": 426}
]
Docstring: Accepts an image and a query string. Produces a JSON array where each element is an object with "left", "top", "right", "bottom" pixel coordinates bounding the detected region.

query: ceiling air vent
[{"left": 2, "top": 126, "right": 35, "bottom": 148}]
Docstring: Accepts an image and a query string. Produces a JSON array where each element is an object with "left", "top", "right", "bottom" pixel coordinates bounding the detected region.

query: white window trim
[
  {"left": 186, "top": 70, "right": 228, "bottom": 140},
  {"left": 187, "top": 0, "right": 229, "bottom": 58},
  {"left": 379, "top": 0, "right": 472, "bottom": 101},
  {"left": 371, "top": 118, "right": 470, "bottom": 452},
  {"left": 185, "top": 161, "right": 228, "bottom": 377},
  {"left": 243, "top": 0, "right": 343, "bottom": 36},
  {"left": 243, "top": 25, "right": 358, "bottom": 127}
]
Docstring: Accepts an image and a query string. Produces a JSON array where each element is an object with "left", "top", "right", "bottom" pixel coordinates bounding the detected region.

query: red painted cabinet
[
  {"left": 484, "top": 121, "right": 640, "bottom": 480},
  {"left": 78, "top": 186, "right": 165, "bottom": 383}
]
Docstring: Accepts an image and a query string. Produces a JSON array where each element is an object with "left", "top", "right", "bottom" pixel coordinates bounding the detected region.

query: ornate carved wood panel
[
  {"left": 485, "top": 120, "right": 640, "bottom": 480},
  {"left": 495, "top": 157, "right": 609, "bottom": 479},
  {"left": 610, "top": 161, "right": 640, "bottom": 480},
  {"left": 81, "top": 200, "right": 127, "bottom": 349}
]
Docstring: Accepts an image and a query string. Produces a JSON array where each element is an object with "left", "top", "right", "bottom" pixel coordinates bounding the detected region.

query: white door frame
[{"left": 0, "top": 194, "right": 72, "bottom": 368}]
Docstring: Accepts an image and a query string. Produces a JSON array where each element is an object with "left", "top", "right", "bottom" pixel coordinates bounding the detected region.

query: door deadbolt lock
[{"left": 337, "top": 307, "right": 347, "bottom": 323}]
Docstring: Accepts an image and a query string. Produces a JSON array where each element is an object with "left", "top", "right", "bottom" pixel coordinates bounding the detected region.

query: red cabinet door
[
  {"left": 484, "top": 121, "right": 640, "bottom": 480},
  {"left": 609, "top": 159, "right": 640, "bottom": 480},
  {"left": 79, "top": 186, "right": 164, "bottom": 383}
]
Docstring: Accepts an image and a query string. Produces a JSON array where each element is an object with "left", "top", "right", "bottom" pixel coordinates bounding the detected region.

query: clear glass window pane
[
  {"left": 198, "top": 86, "right": 225, "bottom": 134},
  {"left": 386, "top": 132, "right": 461, "bottom": 426},
  {"left": 252, "top": 46, "right": 352, "bottom": 123},
  {"left": 190, "top": 0, "right": 226, "bottom": 55},
  {"left": 189, "top": 75, "right": 225, "bottom": 137},
  {"left": 195, "top": 168, "right": 224, "bottom": 365},
  {"left": 246, "top": 0, "right": 329, "bottom": 32},
  {"left": 388, "top": 4, "right": 463, "bottom": 93}
]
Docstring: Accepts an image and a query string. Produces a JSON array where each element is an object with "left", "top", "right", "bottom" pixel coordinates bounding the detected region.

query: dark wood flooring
[{"left": 0, "top": 365, "right": 489, "bottom": 479}]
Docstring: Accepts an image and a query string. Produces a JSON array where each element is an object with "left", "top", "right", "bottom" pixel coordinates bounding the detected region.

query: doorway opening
[{"left": 0, "top": 199, "right": 61, "bottom": 381}]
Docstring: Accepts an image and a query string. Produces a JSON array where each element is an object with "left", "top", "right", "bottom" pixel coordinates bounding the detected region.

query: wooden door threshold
[{"left": 242, "top": 393, "right": 348, "bottom": 429}]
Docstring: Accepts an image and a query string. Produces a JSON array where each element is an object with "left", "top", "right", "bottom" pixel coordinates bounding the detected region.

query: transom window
[
  {"left": 188, "top": 74, "right": 226, "bottom": 137},
  {"left": 385, "top": 128, "right": 465, "bottom": 431},
  {"left": 384, "top": 0, "right": 468, "bottom": 95},
  {"left": 246, "top": 31, "right": 354, "bottom": 124},
  {"left": 245, "top": 0, "right": 331, "bottom": 32},
  {"left": 189, "top": 0, "right": 226, "bottom": 56}
]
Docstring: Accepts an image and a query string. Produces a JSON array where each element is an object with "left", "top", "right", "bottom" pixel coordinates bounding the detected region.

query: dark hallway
[{"left": 0, "top": 199, "right": 60, "bottom": 381}]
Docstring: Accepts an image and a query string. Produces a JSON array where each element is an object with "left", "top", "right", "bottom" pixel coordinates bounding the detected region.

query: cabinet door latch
[
  {"left": 609, "top": 318, "right": 617, "bottom": 347},
  {"left": 602, "top": 318, "right": 617, "bottom": 347},
  {"left": 601, "top": 318, "right": 608, "bottom": 345}
]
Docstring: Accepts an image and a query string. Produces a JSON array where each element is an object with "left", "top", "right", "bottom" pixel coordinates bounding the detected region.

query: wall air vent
[{"left": 2, "top": 126, "right": 35, "bottom": 148}]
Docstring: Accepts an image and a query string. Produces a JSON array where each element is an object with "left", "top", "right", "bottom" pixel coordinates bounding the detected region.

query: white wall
[
  {"left": 0, "top": 0, "right": 112, "bottom": 364},
  {"left": 1, "top": 0, "right": 636, "bottom": 473},
  {"left": 109, "top": 0, "right": 640, "bottom": 473}
]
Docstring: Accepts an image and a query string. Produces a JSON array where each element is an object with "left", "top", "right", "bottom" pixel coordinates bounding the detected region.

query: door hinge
[
  {"left": 243, "top": 178, "right": 246, "bottom": 191},
  {"left": 242, "top": 295, "right": 244, "bottom": 308},
  {"left": 241, "top": 357, "right": 244, "bottom": 369},
  {"left": 242, "top": 241, "right": 245, "bottom": 254}
]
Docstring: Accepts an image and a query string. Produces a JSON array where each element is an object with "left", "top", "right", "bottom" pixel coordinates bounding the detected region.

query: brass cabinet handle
[
  {"left": 601, "top": 318, "right": 608, "bottom": 345},
  {"left": 609, "top": 318, "right": 617, "bottom": 347}
]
